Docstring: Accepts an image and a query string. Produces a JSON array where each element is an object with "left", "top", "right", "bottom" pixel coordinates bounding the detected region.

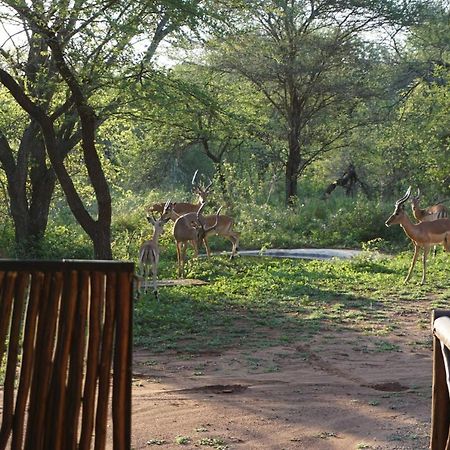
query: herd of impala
[
  {"left": 138, "top": 179, "right": 450, "bottom": 298},
  {"left": 138, "top": 171, "right": 240, "bottom": 297}
]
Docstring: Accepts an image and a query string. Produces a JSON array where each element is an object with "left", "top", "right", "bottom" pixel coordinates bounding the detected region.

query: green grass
[{"left": 134, "top": 250, "right": 450, "bottom": 353}]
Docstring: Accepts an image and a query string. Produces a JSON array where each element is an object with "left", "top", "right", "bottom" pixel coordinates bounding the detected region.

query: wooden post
[{"left": 431, "top": 310, "right": 450, "bottom": 449}]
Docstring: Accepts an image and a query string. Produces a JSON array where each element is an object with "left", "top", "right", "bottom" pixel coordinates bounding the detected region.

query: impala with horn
[
  {"left": 172, "top": 202, "right": 222, "bottom": 278},
  {"left": 162, "top": 201, "right": 239, "bottom": 258},
  {"left": 411, "top": 188, "right": 449, "bottom": 257},
  {"left": 138, "top": 212, "right": 170, "bottom": 298},
  {"left": 148, "top": 170, "right": 213, "bottom": 217},
  {"left": 411, "top": 189, "right": 449, "bottom": 222},
  {"left": 385, "top": 186, "right": 450, "bottom": 284}
]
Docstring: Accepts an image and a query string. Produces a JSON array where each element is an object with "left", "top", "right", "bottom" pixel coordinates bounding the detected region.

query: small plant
[
  {"left": 317, "top": 431, "right": 338, "bottom": 439},
  {"left": 374, "top": 341, "right": 401, "bottom": 352},
  {"left": 198, "top": 437, "right": 228, "bottom": 449},
  {"left": 146, "top": 438, "right": 167, "bottom": 445},
  {"left": 175, "top": 435, "right": 191, "bottom": 445}
]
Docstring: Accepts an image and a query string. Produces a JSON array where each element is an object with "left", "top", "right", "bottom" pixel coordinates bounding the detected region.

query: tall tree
[
  {"left": 213, "top": 0, "right": 427, "bottom": 204},
  {"left": 0, "top": 0, "right": 210, "bottom": 257}
]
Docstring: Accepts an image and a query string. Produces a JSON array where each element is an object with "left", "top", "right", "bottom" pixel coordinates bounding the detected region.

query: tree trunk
[
  {"left": 0, "top": 123, "right": 57, "bottom": 255},
  {"left": 284, "top": 74, "right": 303, "bottom": 205},
  {"left": 8, "top": 168, "right": 56, "bottom": 255},
  {"left": 28, "top": 165, "right": 56, "bottom": 241},
  {"left": 285, "top": 128, "right": 301, "bottom": 205},
  {"left": 91, "top": 226, "right": 113, "bottom": 260}
]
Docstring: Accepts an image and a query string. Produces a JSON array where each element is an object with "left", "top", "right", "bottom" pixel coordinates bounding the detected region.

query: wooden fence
[{"left": 0, "top": 260, "right": 134, "bottom": 450}]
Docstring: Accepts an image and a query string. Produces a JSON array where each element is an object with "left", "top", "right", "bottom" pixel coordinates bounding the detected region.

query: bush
[
  {"left": 10, "top": 181, "right": 411, "bottom": 264},
  {"left": 232, "top": 192, "right": 404, "bottom": 252}
]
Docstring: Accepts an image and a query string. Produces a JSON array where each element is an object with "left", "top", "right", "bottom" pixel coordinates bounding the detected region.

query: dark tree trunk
[
  {"left": 215, "top": 163, "right": 230, "bottom": 205},
  {"left": 39, "top": 106, "right": 113, "bottom": 260},
  {"left": 284, "top": 73, "right": 303, "bottom": 206},
  {"left": 0, "top": 122, "right": 56, "bottom": 255},
  {"left": 28, "top": 164, "right": 56, "bottom": 241},
  {"left": 285, "top": 125, "right": 301, "bottom": 205},
  {"left": 27, "top": 123, "right": 57, "bottom": 244}
]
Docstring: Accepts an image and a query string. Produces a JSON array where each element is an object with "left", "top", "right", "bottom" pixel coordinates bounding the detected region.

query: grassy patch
[{"left": 134, "top": 252, "right": 449, "bottom": 354}]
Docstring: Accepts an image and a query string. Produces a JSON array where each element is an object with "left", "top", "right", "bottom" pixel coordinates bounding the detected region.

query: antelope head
[
  {"left": 410, "top": 188, "right": 422, "bottom": 214},
  {"left": 146, "top": 209, "right": 169, "bottom": 233},
  {"left": 385, "top": 186, "right": 411, "bottom": 227},
  {"left": 191, "top": 202, "right": 222, "bottom": 243},
  {"left": 192, "top": 170, "right": 213, "bottom": 204},
  {"left": 160, "top": 200, "right": 178, "bottom": 221}
]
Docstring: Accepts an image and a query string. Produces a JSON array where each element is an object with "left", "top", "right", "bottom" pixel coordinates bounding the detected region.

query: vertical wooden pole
[
  {"left": 95, "top": 272, "right": 117, "bottom": 450},
  {"left": 12, "top": 272, "right": 44, "bottom": 450},
  {"left": 45, "top": 270, "right": 78, "bottom": 450},
  {"left": 431, "top": 310, "right": 450, "bottom": 450},
  {"left": 0, "top": 272, "right": 22, "bottom": 450},
  {"left": 113, "top": 271, "right": 132, "bottom": 450},
  {"left": 79, "top": 271, "right": 104, "bottom": 450},
  {"left": 64, "top": 270, "right": 90, "bottom": 450}
]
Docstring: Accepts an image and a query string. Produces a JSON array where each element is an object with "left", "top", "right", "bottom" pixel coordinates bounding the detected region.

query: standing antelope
[
  {"left": 411, "top": 189, "right": 449, "bottom": 222},
  {"left": 162, "top": 201, "right": 240, "bottom": 258},
  {"left": 411, "top": 188, "right": 449, "bottom": 257},
  {"left": 172, "top": 202, "right": 222, "bottom": 278},
  {"left": 385, "top": 186, "right": 450, "bottom": 284},
  {"left": 138, "top": 213, "right": 169, "bottom": 298},
  {"left": 149, "top": 170, "right": 213, "bottom": 216}
]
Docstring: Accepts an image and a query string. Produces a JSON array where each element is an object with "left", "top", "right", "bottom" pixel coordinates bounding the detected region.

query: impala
[
  {"left": 411, "top": 189, "right": 449, "bottom": 257},
  {"left": 385, "top": 186, "right": 450, "bottom": 284},
  {"left": 138, "top": 213, "right": 169, "bottom": 298},
  {"left": 162, "top": 201, "right": 240, "bottom": 258},
  {"left": 149, "top": 170, "right": 213, "bottom": 216},
  {"left": 172, "top": 202, "right": 222, "bottom": 278},
  {"left": 411, "top": 188, "right": 449, "bottom": 221}
]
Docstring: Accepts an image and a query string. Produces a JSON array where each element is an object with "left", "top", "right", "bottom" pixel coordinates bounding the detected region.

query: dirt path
[{"left": 130, "top": 314, "right": 432, "bottom": 449}]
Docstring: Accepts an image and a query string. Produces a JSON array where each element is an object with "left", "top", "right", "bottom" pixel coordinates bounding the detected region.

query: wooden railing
[
  {"left": 431, "top": 309, "right": 450, "bottom": 450},
  {"left": 0, "top": 260, "right": 134, "bottom": 450}
]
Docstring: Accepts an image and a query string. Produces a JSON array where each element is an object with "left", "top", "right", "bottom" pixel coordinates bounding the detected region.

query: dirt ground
[{"left": 130, "top": 301, "right": 433, "bottom": 450}]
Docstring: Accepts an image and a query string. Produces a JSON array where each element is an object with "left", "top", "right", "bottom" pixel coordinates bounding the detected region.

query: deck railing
[{"left": 0, "top": 260, "right": 134, "bottom": 450}]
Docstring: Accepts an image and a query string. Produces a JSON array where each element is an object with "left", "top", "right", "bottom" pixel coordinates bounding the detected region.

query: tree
[
  {"left": 0, "top": 11, "right": 113, "bottom": 257},
  {"left": 114, "top": 63, "right": 270, "bottom": 203},
  {"left": 212, "top": 0, "right": 427, "bottom": 204},
  {"left": 0, "top": 0, "right": 211, "bottom": 257},
  {"left": 344, "top": 3, "right": 450, "bottom": 199}
]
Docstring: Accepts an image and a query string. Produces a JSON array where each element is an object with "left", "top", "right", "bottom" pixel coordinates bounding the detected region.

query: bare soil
[{"left": 130, "top": 301, "right": 432, "bottom": 450}]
